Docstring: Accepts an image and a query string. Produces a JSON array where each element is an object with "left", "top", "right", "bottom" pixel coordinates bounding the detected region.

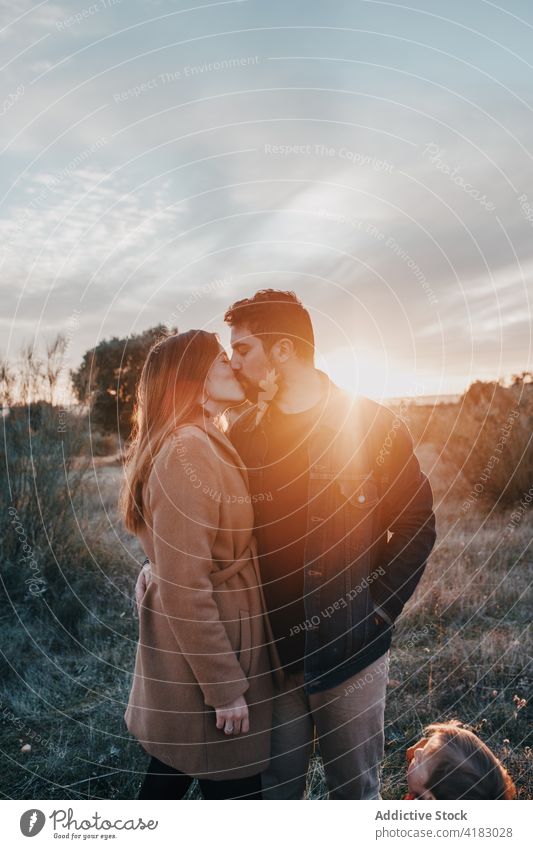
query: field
[{"left": 0, "top": 408, "right": 531, "bottom": 800}]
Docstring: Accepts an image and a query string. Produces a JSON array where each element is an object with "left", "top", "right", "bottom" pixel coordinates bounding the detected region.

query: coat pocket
[{"left": 237, "top": 609, "right": 252, "bottom": 677}]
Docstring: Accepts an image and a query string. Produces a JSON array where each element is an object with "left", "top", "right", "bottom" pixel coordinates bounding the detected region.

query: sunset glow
[{"left": 319, "top": 346, "right": 433, "bottom": 402}]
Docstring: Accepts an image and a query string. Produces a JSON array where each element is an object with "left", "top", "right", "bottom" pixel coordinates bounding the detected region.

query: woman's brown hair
[
  {"left": 120, "top": 329, "right": 220, "bottom": 533},
  {"left": 423, "top": 721, "right": 516, "bottom": 800}
]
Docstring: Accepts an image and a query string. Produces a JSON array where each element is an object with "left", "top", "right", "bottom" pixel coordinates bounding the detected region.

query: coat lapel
[{"left": 180, "top": 415, "right": 252, "bottom": 493}]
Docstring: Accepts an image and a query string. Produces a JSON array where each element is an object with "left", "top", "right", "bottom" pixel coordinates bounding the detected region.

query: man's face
[{"left": 230, "top": 325, "right": 271, "bottom": 401}]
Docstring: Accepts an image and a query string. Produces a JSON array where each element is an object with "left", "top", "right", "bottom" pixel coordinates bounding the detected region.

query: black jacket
[{"left": 229, "top": 372, "right": 437, "bottom": 693}]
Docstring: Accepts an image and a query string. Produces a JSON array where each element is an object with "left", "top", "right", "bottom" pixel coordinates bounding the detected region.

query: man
[{"left": 136, "top": 289, "right": 436, "bottom": 799}]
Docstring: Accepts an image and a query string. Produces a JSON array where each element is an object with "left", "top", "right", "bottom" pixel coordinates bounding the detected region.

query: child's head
[{"left": 407, "top": 720, "right": 516, "bottom": 800}]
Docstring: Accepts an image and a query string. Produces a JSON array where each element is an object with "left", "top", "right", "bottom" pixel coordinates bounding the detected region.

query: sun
[{"left": 318, "top": 346, "right": 428, "bottom": 401}]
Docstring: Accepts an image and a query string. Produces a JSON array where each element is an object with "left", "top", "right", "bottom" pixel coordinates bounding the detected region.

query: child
[{"left": 405, "top": 720, "right": 516, "bottom": 800}]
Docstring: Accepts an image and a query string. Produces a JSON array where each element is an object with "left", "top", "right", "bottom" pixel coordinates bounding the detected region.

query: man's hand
[
  {"left": 135, "top": 560, "right": 152, "bottom": 613},
  {"left": 372, "top": 604, "right": 394, "bottom": 627},
  {"left": 215, "top": 695, "right": 249, "bottom": 736}
]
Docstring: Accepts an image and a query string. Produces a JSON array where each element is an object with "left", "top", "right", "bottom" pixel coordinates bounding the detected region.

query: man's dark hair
[{"left": 224, "top": 289, "right": 315, "bottom": 362}]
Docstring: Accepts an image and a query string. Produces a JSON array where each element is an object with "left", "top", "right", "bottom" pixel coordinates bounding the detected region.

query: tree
[{"left": 71, "top": 325, "right": 173, "bottom": 436}]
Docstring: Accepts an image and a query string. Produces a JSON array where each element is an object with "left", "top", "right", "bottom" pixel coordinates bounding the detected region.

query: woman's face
[{"left": 204, "top": 345, "right": 246, "bottom": 406}]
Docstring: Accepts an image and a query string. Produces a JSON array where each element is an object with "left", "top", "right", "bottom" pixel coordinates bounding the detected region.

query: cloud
[{"left": 1, "top": 0, "right": 532, "bottom": 394}]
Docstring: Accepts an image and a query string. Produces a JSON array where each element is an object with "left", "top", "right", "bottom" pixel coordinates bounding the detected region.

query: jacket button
[{"left": 358, "top": 494, "right": 366, "bottom": 503}]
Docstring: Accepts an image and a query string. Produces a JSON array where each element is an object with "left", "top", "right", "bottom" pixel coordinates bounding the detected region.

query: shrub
[
  {"left": 91, "top": 432, "right": 120, "bottom": 457},
  {"left": 445, "top": 376, "right": 533, "bottom": 508},
  {"left": 1, "top": 402, "right": 89, "bottom": 599}
]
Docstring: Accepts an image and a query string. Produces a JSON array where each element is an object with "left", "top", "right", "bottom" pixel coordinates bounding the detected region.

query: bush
[
  {"left": 402, "top": 402, "right": 459, "bottom": 449},
  {"left": 0, "top": 397, "right": 134, "bottom": 696},
  {"left": 1, "top": 404, "right": 87, "bottom": 561},
  {"left": 91, "top": 432, "right": 120, "bottom": 457},
  {"left": 444, "top": 376, "right": 533, "bottom": 508}
]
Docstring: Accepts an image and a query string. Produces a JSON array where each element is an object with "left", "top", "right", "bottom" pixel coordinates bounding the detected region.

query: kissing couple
[{"left": 121, "top": 289, "right": 436, "bottom": 799}]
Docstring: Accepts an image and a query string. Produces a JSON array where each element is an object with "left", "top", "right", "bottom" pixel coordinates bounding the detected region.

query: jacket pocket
[
  {"left": 337, "top": 476, "right": 379, "bottom": 509},
  {"left": 237, "top": 609, "right": 252, "bottom": 677},
  {"left": 337, "top": 476, "right": 379, "bottom": 561}
]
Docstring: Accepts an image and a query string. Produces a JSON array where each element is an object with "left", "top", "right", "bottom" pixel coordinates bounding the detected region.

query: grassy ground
[{"left": 0, "top": 443, "right": 531, "bottom": 800}]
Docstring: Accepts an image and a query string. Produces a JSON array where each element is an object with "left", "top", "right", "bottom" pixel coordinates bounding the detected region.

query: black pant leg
[
  {"left": 198, "top": 772, "right": 263, "bottom": 800},
  {"left": 138, "top": 755, "right": 194, "bottom": 799}
]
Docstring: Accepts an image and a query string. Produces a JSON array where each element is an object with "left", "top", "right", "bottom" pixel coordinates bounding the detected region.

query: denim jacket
[{"left": 229, "top": 372, "right": 437, "bottom": 693}]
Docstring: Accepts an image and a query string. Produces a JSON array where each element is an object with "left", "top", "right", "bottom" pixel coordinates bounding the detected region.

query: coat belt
[{"left": 210, "top": 540, "right": 257, "bottom": 588}]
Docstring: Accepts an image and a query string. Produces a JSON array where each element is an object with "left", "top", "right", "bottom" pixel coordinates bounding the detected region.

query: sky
[{"left": 1, "top": 0, "right": 532, "bottom": 400}]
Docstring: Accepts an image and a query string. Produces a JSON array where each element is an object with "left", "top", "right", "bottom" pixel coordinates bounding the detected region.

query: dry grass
[{"left": 0, "top": 418, "right": 530, "bottom": 800}]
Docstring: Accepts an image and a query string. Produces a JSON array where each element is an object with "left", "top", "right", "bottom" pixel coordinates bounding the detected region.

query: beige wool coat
[{"left": 125, "top": 417, "right": 275, "bottom": 780}]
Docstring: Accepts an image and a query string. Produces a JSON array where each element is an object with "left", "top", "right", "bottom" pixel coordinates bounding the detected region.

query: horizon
[
  {"left": 1, "top": 311, "right": 526, "bottom": 410},
  {"left": 1, "top": 315, "right": 530, "bottom": 407},
  {"left": 1, "top": 1, "right": 532, "bottom": 401}
]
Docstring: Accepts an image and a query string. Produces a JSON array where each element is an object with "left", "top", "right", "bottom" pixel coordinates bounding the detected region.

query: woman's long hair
[
  {"left": 424, "top": 721, "right": 517, "bottom": 800},
  {"left": 120, "top": 329, "right": 221, "bottom": 533}
]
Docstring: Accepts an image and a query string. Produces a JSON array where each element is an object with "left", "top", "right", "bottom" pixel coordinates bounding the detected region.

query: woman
[{"left": 121, "top": 330, "right": 274, "bottom": 799}]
